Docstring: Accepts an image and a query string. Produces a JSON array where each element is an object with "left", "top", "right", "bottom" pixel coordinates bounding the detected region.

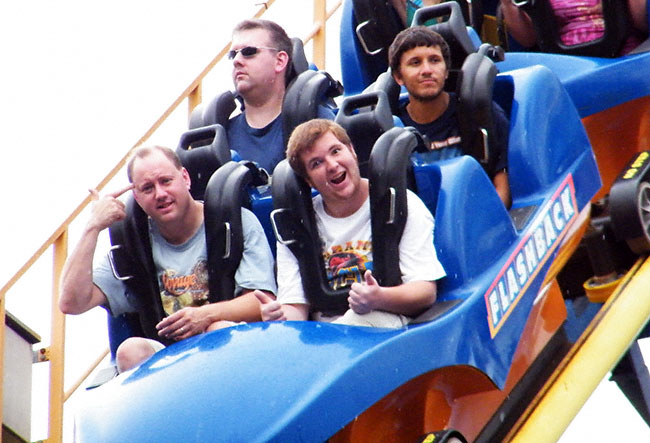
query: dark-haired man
[{"left": 388, "top": 26, "right": 511, "bottom": 207}]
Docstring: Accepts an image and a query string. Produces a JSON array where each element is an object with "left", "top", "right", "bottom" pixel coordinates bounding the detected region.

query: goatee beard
[{"left": 410, "top": 89, "right": 444, "bottom": 103}]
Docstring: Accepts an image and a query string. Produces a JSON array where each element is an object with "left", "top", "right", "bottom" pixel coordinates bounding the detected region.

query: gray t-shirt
[{"left": 94, "top": 208, "right": 276, "bottom": 316}]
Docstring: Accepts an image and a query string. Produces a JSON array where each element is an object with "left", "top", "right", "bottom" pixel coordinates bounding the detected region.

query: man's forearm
[
  {"left": 201, "top": 290, "right": 273, "bottom": 324},
  {"left": 374, "top": 280, "right": 438, "bottom": 316},
  {"left": 59, "top": 226, "right": 105, "bottom": 314}
]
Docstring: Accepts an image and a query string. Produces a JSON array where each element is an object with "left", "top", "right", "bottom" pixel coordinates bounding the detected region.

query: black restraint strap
[{"left": 108, "top": 196, "right": 171, "bottom": 345}]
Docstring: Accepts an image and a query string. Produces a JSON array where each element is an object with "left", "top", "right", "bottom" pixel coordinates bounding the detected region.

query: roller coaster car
[
  {"left": 77, "top": 3, "right": 650, "bottom": 441},
  {"left": 79, "top": 36, "right": 615, "bottom": 443}
]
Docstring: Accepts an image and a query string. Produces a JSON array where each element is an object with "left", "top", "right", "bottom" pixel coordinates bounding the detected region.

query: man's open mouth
[{"left": 330, "top": 171, "right": 346, "bottom": 185}]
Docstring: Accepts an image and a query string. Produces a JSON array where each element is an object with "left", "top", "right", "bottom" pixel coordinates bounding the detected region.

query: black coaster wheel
[
  {"left": 628, "top": 181, "right": 650, "bottom": 253},
  {"left": 610, "top": 151, "right": 650, "bottom": 254}
]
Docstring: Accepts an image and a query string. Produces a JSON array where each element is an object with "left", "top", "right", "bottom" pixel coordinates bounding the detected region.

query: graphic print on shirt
[
  {"left": 160, "top": 260, "right": 210, "bottom": 315},
  {"left": 429, "top": 135, "right": 461, "bottom": 151},
  {"left": 323, "top": 240, "right": 372, "bottom": 289}
]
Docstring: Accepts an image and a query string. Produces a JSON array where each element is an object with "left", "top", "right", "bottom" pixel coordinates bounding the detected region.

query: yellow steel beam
[
  {"left": 313, "top": 0, "right": 326, "bottom": 69},
  {"left": 47, "top": 231, "right": 68, "bottom": 443},
  {"left": 510, "top": 256, "right": 650, "bottom": 442},
  {"left": 304, "top": 0, "right": 342, "bottom": 70},
  {"left": 0, "top": 291, "right": 5, "bottom": 435},
  {"left": 188, "top": 83, "right": 203, "bottom": 118}
]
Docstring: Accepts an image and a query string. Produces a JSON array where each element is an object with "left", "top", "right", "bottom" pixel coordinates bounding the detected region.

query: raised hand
[
  {"left": 254, "top": 290, "right": 286, "bottom": 321},
  {"left": 87, "top": 184, "right": 134, "bottom": 232},
  {"left": 348, "top": 270, "right": 383, "bottom": 315}
]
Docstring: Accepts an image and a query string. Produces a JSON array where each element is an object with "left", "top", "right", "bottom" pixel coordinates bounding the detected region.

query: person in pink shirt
[{"left": 500, "top": 0, "right": 648, "bottom": 55}]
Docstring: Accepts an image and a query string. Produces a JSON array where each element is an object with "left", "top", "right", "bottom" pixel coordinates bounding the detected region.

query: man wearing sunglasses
[{"left": 226, "top": 19, "right": 334, "bottom": 174}]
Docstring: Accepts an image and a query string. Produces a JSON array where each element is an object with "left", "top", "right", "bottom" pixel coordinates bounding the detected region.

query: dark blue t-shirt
[
  {"left": 227, "top": 106, "right": 335, "bottom": 174},
  {"left": 397, "top": 92, "right": 509, "bottom": 177}
]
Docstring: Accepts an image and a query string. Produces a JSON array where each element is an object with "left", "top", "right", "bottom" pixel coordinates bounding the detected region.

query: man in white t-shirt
[{"left": 255, "top": 119, "right": 445, "bottom": 327}]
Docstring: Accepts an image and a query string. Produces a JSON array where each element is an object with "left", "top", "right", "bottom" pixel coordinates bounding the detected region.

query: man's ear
[
  {"left": 182, "top": 167, "right": 192, "bottom": 191},
  {"left": 392, "top": 70, "right": 405, "bottom": 87},
  {"left": 276, "top": 51, "right": 290, "bottom": 75}
]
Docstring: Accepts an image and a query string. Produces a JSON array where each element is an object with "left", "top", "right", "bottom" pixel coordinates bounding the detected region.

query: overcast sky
[{"left": 2, "top": 1, "right": 649, "bottom": 441}]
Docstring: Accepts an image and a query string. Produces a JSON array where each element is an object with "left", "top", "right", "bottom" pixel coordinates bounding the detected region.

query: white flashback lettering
[{"left": 485, "top": 175, "right": 578, "bottom": 338}]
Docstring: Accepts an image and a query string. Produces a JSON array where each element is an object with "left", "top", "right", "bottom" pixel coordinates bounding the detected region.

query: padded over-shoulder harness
[{"left": 456, "top": 46, "right": 500, "bottom": 177}]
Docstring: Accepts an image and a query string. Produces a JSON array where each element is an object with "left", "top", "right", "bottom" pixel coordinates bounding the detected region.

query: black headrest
[
  {"left": 364, "top": 69, "right": 402, "bottom": 115},
  {"left": 335, "top": 90, "right": 394, "bottom": 176},
  {"left": 282, "top": 69, "right": 343, "bottom": 146},
  {"left": 353, "top": 0, "right": 404, "bottom": 57},
  {"left": 176, "top": 124, "right": 231, "bottom": 200},
  {"left": 289, "top": 37, "right": 310, "bottom": 79},
  {"left": 204, "top": 90, "right": 238, "bottom": 127},
  {"left": 413, "top": 2, "right": 476, "bottom": 71}
]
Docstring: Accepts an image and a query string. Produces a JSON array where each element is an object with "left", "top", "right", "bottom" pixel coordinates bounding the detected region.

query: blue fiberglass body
[
  {"left": 497, "top": 50, "right": 650, "bottom": 118},
  {"left": 74, "top": 53, "right": 608, "bottom": 442}
]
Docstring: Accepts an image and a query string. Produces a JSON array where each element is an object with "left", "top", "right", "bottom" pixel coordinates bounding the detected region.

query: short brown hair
[
  {"left": 286, "top": 119, "right": 353, "bottom": 179},
  {"left": 233, "top": 19, "right": 293, "bottom": 83},
  {"left": 126, "top": 145, "right": 183, "bottom": 183},
  {"left": 388, "top": 26, "right": 451, "bottom": 75}
]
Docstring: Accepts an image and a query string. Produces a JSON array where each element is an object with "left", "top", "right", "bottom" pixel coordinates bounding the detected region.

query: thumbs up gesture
[
  {"left": 348, "top": 270, "right": 382, "bottom": 315},
  {"left": 254, "top": 290, "right": 286, "bottom": 322}
]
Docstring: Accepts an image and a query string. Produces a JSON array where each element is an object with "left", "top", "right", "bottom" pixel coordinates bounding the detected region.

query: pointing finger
[{"left": 109, "top": 183, "right": 135, "bottom": 199}]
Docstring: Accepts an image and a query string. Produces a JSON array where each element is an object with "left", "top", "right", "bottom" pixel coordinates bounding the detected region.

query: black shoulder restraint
[
  {"left": 517, "top": 0, "right": 630, "bottom": 57},
  {"left": 108, "top": 196, "right": 171, "bottom": 344},
  {"left": 455, "top": 45, "right": 500, "bottom": 178},
  {"left": 203, "top": 160, "right": 269, "bottom": 300},
  {"left": 369, "top": 126, "right": 426, "bottom": 287}
]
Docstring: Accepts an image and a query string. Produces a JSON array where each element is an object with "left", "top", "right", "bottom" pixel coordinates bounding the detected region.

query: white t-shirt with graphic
[{"left": 276, "top": 190, "right": 446, "bottom": 321}]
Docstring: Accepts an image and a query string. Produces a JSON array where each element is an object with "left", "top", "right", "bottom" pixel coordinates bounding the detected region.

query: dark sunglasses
[{"left": 227, "top": 46, "right": 279, "bottom": 60}]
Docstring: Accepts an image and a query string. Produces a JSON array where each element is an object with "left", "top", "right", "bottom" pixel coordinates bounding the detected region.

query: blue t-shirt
[
  {"left": 397, "top": 92, "right": 509, "bottom": 177},
  {"left": 94, "top": 208, "right": 277, "bottom": 317},
  {"left": 227, "top": 106, "right": 335, "bottom": 174}
]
